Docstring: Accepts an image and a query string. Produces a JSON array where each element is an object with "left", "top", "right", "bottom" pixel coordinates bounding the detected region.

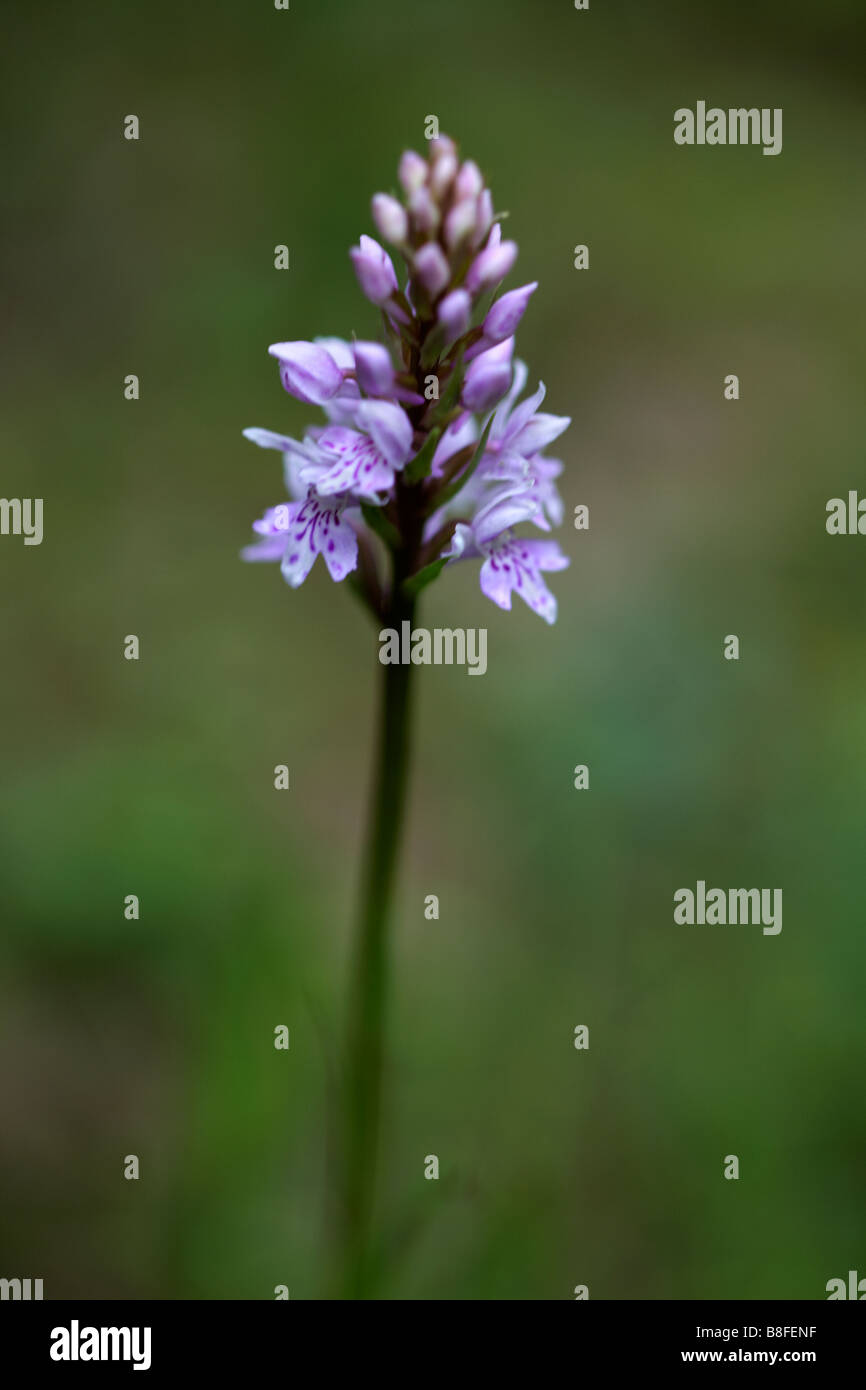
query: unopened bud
[
  {"left": 461, "top": 337, "right": 515, "bottom": 412},
  {"left": 398, "top": 149, "right": 428, "bottom": 195},
  {"left": 474, "top": 189, "right": 494, "bottom": 245},
  {"left": 483, "top": 282, "right": 538, "bottom": 342},
  {"left": 430, "top": 152, "right": 458, "bottom": 201},
  {"left": 466, "top": 238, "right": 517, "bottom": 294},
  {"left": 371, "top": 193, "right": 408, "bottom": 245},
  {"left": 267, "top": 340, "right": 344, "bottom": 405},
  {"left": 455, "top": 160, "right": 484, "bottom": 201},
  {"left": 350, "top": 234, "right": 399, "bottom": 306},
  {"left": 409, "top": 185, "right": 440, "bottom": 235},
  {"left": 437, "top": 289, "right": 471, "bottom": 343},
  {"left": 353, "top": 340, "right": 395, "bottom": 396},
  {"left": 429, "top": 134, "right": 457, "bottom": 162},
  {"left": 414, "top": 243, "right": 451, "bottom": 298},
  {"left": 444, "top": 197, "right": 478, "bottom": 249}
]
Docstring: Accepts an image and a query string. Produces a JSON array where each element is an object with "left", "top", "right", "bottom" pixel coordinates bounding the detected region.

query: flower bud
[
  {"left": 414, "top": 243, "right": 450, "bottom": 298},
  {"left": 455, "top": 160, "right": 483, "bottom": 201},
  {"left": 444, "top": 197, "right": 478, "bottom": 249},
  {"left": 349, "top": 234, "right": 399, "bottom": 306},
  {"left": 353, "top": 340, "right": 395, "bottom": 396},
  {"left": 398, "top": 150, "right": 427, "bottom": 195},
  {"left": 474, "top": 188, "right": 494, "bottom": 245},
  {"left": 465, "top": 238, "right": 517, "bottom": 294},
  {"left": 429, "top": 134, "right": 457, "bottom": 162},
  {"left": 461, "top": 337, "right": 515, "bottom": 413},
  {"left": 313, "top": 337, "right": 355, "bottom": 371},
  {"left": 267, "top": 340, "right": 344, "bottom": 405},
  {"left": 437, "top": 289, "right": 471, "bottom": 342},
  {"left": 408, "top": 185, "right": 439, "bottom": 235},
  {"left": 430, "top": 151, "right": 458, "bottom": 201},
  {"left": 482, "top": 281, "right": 538, "bottom": 343},
  {"left": 371, "top": 193, "right": 408, "bottom": 245}
]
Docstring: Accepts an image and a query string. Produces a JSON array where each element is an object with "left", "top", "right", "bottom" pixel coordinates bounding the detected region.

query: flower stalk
[
  {"left": 240, "top": 132, "right": 573, "bottom": 1297},
  {"left": 340, "top": 587, "right": 416, "bottom": 1298}
]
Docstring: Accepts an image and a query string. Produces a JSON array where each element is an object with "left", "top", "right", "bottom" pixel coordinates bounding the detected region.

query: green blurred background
[{"left": 2, "top": 0, "right": 865, "bottom": 1299}]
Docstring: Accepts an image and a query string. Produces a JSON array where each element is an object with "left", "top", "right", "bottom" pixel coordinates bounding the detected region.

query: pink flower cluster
[{"left": 243, "top": 136, "right": 570, "bottom": 621}]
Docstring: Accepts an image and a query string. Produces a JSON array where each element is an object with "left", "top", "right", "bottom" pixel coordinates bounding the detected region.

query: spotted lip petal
[
  {"left": 479, "top": 536, "right": 570, "bottom": 624},
  {"left": 278, "top": 492, "right": 358, "bottom": 587},
  {"left": 241, "top": 493, "right": 358, "bottom": 586},
  {"left": 309, "top": 427, "right": 398, "bottom": 500}
]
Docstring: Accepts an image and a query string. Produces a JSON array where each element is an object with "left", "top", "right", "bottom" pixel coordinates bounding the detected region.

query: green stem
[{"left": 340, "top": 579, "right": 417, "bottom": 1298}]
